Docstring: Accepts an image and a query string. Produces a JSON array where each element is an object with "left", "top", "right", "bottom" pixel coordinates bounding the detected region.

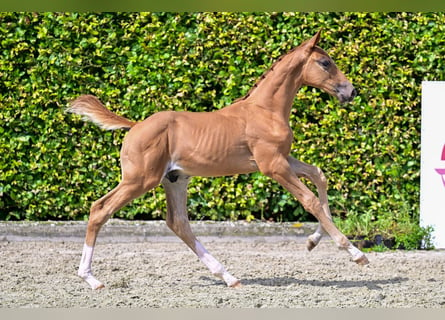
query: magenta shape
[{"left": 436, "top": 168, "right": 445, "bottom": 187}]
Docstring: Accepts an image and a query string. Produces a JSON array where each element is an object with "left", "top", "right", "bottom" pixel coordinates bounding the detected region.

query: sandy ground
[{"left": 1, "top": 237, "right": 445, "bottom": 308}]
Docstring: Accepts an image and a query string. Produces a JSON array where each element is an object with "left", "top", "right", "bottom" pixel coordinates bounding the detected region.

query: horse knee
[
  {"left": 84, "top": 201, "right": 110, "bottom": 246},
  {"left": 88, "top": 201, "right": 107, "bottom": 224},
  {"left": 300, "top": 194, "right": 322, "bottom": 214}
]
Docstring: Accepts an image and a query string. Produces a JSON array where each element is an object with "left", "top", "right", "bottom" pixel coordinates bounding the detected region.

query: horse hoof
[
  {"left": 229, "top": 280, "right": 242, "bottom": 288},
  {"left": 306, "top": 239, "right": 317, "bottom": 251},
  {"left": 354, "top": 255, "right": 369, "bottom": 265},
  {"left": 93, "top": 283, "right": 105, "bottom": 290},
  {"left": 97, "top": 283, "right": 105, "bottom": 289}
]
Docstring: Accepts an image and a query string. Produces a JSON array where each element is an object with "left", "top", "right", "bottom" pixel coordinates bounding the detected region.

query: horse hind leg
[
  {"left": 162, "top": 174, "right": 241, "bottom": 287},
  {"left": 78, "top": 177, "right": 159, "bottom": 289}
]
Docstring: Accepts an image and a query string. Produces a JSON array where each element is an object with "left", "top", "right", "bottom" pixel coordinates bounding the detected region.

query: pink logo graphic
[{"left": 435, "top": 144, "right": 445, "bottom": 187}]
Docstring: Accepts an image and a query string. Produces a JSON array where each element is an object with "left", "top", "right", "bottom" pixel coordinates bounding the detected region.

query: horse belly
[
  {"left": 178, "top": 154, "right": 258, "bottom": 177},
  {"left": 172, "top": 132, "right": 257, "bottom": 176}
]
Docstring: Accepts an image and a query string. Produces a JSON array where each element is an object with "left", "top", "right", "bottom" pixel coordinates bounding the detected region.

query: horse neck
[{"left": 242, "top": 48, "right": 305, "bottom": 120}]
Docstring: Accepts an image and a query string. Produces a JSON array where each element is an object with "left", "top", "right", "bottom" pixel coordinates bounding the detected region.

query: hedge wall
[{"left": 1, "top": 13, "right": 443, "bottom": 241}]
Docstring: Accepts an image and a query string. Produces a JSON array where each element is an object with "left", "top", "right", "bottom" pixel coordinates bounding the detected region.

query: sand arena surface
[{"left": 1, "top": 237, "right": 445, "bottom": 307}]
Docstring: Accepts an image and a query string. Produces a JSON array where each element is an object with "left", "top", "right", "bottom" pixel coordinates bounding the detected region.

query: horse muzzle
[{"left": 335, "top": 83, "right": 357, "bottom": 104}]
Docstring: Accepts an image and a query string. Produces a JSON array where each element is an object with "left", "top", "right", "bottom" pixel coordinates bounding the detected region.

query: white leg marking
[
  {"left": 195, "top": 241, "right": 239, "bottom": 287},
  {"left": 346, "top": 243, "right": 366, "bottom": 262},
  {"left": 308, "top": 230, "right": 323, "bottom": 245},
  {"left": 78, "top": 243, "right": 104, "bottom": 289}
]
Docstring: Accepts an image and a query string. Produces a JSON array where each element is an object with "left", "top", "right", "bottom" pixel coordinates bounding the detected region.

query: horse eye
[{"left": 318, "top": 59, "right": 331, "bottom": 68}]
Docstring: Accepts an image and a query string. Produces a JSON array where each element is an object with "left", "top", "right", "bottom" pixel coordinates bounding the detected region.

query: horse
[{"left": 68, "top": 30, "right": 368, "bottom": 290}]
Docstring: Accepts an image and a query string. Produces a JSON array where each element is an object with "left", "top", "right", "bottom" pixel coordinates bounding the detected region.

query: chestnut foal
[{"left": 68, "top": 31, "right": 368, "bottom": 290}]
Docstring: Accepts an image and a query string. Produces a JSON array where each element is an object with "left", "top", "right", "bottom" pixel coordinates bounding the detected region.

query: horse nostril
[{"left": 351, "top": 88, "right": 358, "bottom": 99}]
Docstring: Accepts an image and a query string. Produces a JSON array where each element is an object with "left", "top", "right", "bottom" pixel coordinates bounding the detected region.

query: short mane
[{"left": 234, "top": 46, "right": 299, "bottom": 102}]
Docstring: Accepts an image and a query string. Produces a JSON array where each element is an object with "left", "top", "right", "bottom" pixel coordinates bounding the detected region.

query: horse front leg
[
  {"left": 287, "top": 156, "right": 332, "bottom": 251},
  {"left": 162, "top": 174, "right": 241, "bottom": 287},
  {"left": 257, "top": 154, "right": 369, "bottom": 265}
]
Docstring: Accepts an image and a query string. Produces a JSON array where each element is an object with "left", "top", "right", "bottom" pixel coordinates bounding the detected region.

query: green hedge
[{"left": 1, "top": 13, "right": 443, "bottom": 245}]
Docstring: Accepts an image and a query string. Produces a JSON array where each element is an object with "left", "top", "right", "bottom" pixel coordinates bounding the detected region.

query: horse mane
[{"left": 234, "top": 45, "right": 299, "bottom": 103}]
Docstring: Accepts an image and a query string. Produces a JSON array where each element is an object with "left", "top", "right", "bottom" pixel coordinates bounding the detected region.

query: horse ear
[{"left": 304, "top": 29, "right": 322, "bottom": 51}]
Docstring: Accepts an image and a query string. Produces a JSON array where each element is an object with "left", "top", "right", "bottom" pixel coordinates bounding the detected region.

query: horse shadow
[{"left": 199, "top": 276, "right": 408, "bottom": 290}]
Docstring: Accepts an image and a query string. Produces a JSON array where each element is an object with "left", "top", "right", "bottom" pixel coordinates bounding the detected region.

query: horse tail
[{"left": 67, "top": 95, "right": 136, "bottom": 130}]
